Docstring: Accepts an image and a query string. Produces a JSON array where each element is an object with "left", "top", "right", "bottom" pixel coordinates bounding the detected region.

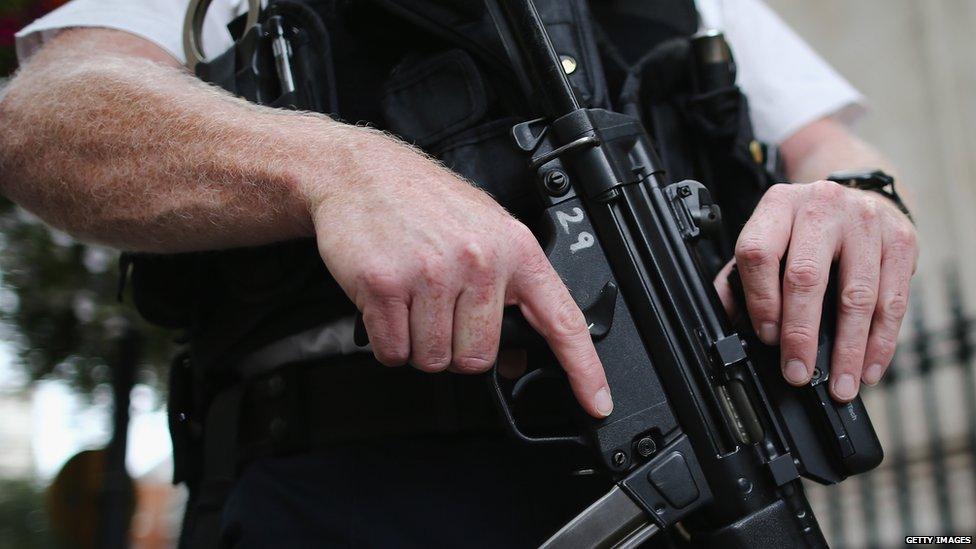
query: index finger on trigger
[{"left": 512, "top": 258, "right": 612, "bottom": 419}]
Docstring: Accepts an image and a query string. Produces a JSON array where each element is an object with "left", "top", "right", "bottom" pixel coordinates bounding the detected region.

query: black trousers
[{"left": 201, "top": 434, "right": 612, "bottom": 548}]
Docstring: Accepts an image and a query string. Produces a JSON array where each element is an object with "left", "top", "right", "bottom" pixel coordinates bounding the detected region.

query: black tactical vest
[{"left": 127, "top": 0, "right": 771, "bottom": 393}]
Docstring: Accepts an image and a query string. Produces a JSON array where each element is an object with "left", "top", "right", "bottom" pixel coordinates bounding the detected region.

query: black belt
[
  {"left": 184, "top": 352, "right": 598, "bottom": 549},
  {"left": 233, "top": 353, "right": 505, "bottom": 464},
  {"left": 186, "top": 354, "right": 503, "bottom": 548}
]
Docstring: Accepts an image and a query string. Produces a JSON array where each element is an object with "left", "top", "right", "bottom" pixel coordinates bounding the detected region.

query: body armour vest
[{"left": 126, "top": 0, "right": 771, "bottom": 389}]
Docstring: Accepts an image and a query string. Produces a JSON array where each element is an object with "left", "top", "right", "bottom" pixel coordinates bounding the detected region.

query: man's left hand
[{"left": 715, "top": 180, "right": 918, "bottom": 402}]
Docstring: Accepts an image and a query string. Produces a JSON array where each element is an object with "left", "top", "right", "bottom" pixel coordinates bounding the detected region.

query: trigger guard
[{"left": 490, "top": 365, "right": 588, "bottom": 447}]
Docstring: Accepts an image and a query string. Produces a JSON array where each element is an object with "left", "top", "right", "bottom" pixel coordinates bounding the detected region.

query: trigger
[
  {"left": 583, "top": 281, "right": 618, "bottom": 340},
  {"left": 512, "top": 368, "right": 564, "bottom": 400}
]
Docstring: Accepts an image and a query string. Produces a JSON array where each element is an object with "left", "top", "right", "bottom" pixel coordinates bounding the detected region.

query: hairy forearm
[
  {"left": 781, "top": 117, "right": 891, "bottom": 181},
  {"left": 0, "top": 29, "right": 389, "bottom": 253},
  {"left": 780, "top": 116, "right": 915, "bottom": 212}
]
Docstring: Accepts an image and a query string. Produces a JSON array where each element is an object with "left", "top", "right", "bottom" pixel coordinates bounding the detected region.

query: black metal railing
[{"left": 807, "top": 269, "right": 976, "bottom": 547}]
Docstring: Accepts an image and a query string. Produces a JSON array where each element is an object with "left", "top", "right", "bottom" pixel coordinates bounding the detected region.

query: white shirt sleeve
[
  {"left": 15, "top": 0, "right": 246, "bottom": 65},
  {"left": 696, "top": 0, "right": 865, "bottom": 145}
]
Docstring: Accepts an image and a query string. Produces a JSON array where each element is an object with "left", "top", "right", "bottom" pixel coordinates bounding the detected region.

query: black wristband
[{"left": 827, "top": 169, "right": 914, "bottom": 224}]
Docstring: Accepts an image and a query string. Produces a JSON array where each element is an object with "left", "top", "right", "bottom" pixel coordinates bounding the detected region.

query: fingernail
[
  {"left": 834, "top": 374, "right": 857, "bottom": 400},
  {"left": 595, "top": 387, "right": 614, "bottom": 417},
  {"left": 784, "top": 359, "right": 809, "bottom": 385},
  {"left": 863, "top": 363, "right": 884, "bottom": 386},
  {"left": 759, "top": 322, "right": 779, "bottom": 345}
]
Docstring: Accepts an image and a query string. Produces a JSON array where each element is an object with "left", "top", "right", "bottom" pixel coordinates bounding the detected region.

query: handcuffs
[{"left": 183, "top": 0, "right": 262, "bottom": 72}]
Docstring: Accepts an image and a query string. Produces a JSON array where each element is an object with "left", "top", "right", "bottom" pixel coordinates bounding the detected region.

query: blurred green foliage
[
  {"left": 0, "top": 198, "right": 175, "bottom": 393},
  {"left": 0, "top": 478, "right": 55, "bottom": 549}
]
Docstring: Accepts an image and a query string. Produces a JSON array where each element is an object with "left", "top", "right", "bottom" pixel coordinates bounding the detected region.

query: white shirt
[{"left": 14, "top": 0, "right": 863, "bottom": 145}]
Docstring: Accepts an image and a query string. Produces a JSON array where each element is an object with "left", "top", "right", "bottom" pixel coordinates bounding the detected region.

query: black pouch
[
  {"left": 634, "top": 37, "right": 774, "bottom": 250},
  {"left": 382, "top": 49, "right": 490, "bottom": 148},
  {"left": 678, "top": 86, "right": 773, "bottom": 232},
  {"left": 381, "top": 49, "right": 537, "bottom": 220}
]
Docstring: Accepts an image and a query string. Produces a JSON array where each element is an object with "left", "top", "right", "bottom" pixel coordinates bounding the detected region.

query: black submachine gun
[{"left": 485, "top": 1, "right": 883, "bottom": 546}]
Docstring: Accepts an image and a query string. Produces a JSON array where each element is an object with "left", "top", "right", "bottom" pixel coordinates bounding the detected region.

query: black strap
[
  {"left": 183, "top": 385, "right": 243, "bottom": 549},
  {"left": 236, "top": 355, "right": 503, "bottom": 462}
]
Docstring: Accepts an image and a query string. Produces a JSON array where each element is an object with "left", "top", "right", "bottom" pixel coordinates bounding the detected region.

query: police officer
[{"left": 3, "top": 0, "right": 917, "bottom": 546}]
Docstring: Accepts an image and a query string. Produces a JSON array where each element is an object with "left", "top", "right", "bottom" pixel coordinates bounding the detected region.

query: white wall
[{"left": 764, "top": 0, "right": 976, "bottom": 320}]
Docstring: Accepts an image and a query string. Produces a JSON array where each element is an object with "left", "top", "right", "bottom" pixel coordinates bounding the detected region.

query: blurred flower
[
  {"left": 1, "top": 0, "right": 70, "bottom": 55},
  {"left": 0, "top": 16, "right": 20, "bottom": 48},
  {"left": 40, "top": 0, "right": 69, "bottom": 11}
]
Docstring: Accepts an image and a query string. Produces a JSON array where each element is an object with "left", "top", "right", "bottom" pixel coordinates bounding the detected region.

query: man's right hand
[
  {"left": 0, "top": 28, "right": 611, "bottom": 418},
  {"left": 304, "top": 133, "right": 613, "bottom": 418}
]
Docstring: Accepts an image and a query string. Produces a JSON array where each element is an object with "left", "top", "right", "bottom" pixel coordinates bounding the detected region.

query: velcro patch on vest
[{"left": 381, "top": 49, "right": 488, "bottom": 148}]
